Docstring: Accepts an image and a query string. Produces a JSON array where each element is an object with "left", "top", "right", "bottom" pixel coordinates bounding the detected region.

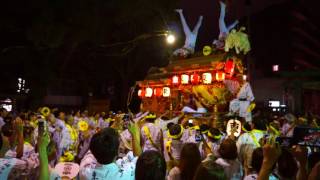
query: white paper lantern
[
  {"left": 202, "top": 73, "right": 212, "bottom": 84},
  {"left": 163, "top": 87, "right": 171, "bottom": 97},
  {"left": 145, "top": 87, "right": 153, "bottom": 97},
  {"left": 181, "top": 74, "right": 189, "bottom": 84},
  {"left": 226, "top": 119, "right": 242, "bottom": 137}
]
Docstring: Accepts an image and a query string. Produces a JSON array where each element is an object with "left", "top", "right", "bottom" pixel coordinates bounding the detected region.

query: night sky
[{"left": 0, "top": 0, "right": 319, "bottom": 110}]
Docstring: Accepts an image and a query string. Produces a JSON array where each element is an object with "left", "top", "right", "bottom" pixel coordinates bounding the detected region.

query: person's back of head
[
  {"left": 0, "top": 108, "right": 7, "bottom": 117},
  {"left": 252, "top": 117, "right": 267, "bottom": 131},
  {"left": 1, "top": 122, "right": 13, "bottom": 138},
  {"left": 169, "top": 124, "right": 183, "bottom": 140},
  {"left": 180, "top": 143, "right": 201, "bottom": 180},
  {"left": 200, "top": 124, "right": 209, "bottom": 133},
  {"left": 218, "top": 138, "right": 238, "bottom": 160},
  {"left": 277, "top": 148, "right": 298, "bottom": 179},
  {"left": 251, "top": 147, "right": 263, "bottom": 173},
  {"left": 89, "top": 128, "right": 120, "bottom": 164},
  {"left": 193, "top": 160, "right": 226, "bottom": 180},
  {"left": 135, "top": 150, "right": 166, "bottom": 180},
  {"left": 166, "top": 122, "right": 174, "bottom": 130},
  {"left": 207, "top": 127, "right": 222, "bottom": 142},
  {"left": 308, "top": 152, "right": 320, "bottom": 173},
  {"left": 145, "top": 112, "right": 157, "bottom": 123}
]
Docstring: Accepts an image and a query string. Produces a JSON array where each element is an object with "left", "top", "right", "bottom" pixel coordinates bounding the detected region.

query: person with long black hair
[{"left": 167, "top": 143, "right": 201, "bottom": 180}]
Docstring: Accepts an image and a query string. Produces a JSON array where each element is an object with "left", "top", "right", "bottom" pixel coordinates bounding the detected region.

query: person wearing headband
[
  {"left": 140, "top": 113, "right": 163, "bottom": 153},
  {"left": 165, "top": 124, "right": 185, "bottom": 164},
  {"left": 200, "top": 127, "right": 224, "bottom": 159}
]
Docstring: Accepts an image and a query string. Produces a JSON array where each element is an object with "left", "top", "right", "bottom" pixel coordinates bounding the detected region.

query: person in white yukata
[
  {"left": 236, "top": 118, "right": 267, "bottom": 176},
  {"left": 215, "top": 138, "right": 243, "bottom": 180},
  {"left": 213, "top": 1, "right": 239, "bottom": 48},
  {"left": 173, "top": 9, "right": 203, "bottom": 57},
  {"left": 199, "top": 127, "right": 225, "bottom": 159},
  {"left": 281, "top": 113, "right": 297, "bottom": 137},
  {"left": 72, "top": 110, "right": 82, "bottom": 129},
  {"left": 140, "top": 113, "right": 163, "bottom": 153},
  {"left": 119, "top": 129, "right": 132, "bottom": 158},
  {"left": 0, "top": 117, "right": 39, "bottom": 179},
  {"left": 229, "top": 82, "right": 255, "bottom": 122},
  {"left": 79, "top": 123, "right": 142, "bottom": 180},
  {"left": 164, "top": 124, "right": 185, "bottom": 163}
]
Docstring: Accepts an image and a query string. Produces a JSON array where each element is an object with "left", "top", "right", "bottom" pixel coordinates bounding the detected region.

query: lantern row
[
  {"left": 171, "top": 58, "right": 236, "bottom": 85},
  {"left": 172, "top": 71, "right": 226, "bottom": 85},
  {"left": 138, "top": 59, "right": 236, "bottom": 98},
  {"left": 138, "top": 87, "right": 171, "bottom": 98}
]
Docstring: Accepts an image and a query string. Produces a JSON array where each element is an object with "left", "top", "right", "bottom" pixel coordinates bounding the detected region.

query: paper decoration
[
  {"left": 226, "top": 119, "right": 242, "bottom": 137},
  {"left": 55, "top": 162, "right": 80, "bottom": 179}
]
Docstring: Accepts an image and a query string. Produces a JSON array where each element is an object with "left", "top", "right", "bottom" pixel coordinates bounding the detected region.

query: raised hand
[
  {"left": 128, "top": 122, "right": 140, "bottom": 137},
  {"left": 38, "top": 131, "right": 50, "bottom": 149},
  {"left": 262, "top": 142, "right": 281, "bottom": 169},
  {"left": 292, "top": 145, "right": 307, "bottom": 166},
  {"left": 14, "top": 116, "right": 24, "bottom": 135}
]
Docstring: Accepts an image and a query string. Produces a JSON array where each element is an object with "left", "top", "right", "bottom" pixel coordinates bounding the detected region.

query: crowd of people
[{"left": 0, "top": 106, "right": 319, "bottom": 180}]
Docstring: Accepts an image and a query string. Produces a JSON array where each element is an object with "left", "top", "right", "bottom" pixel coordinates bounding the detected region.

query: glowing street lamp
[{"left": 166, "top": 34, "right": 176, "bottom": 44}]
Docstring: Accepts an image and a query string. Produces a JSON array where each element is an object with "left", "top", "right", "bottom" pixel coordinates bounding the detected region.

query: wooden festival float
[{"left": 136, "top": 27, "right": 253, "bottom": 128}]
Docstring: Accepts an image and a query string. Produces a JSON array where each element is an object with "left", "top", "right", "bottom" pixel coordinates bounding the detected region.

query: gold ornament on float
[{"left": 203, "top": 46, "right": 212, "bottom": 56}]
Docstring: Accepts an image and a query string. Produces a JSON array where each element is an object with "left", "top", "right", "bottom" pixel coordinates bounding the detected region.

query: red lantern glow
[
  {"left": 191, "top": 73, "right": 200, "bottom": 84},
  {"left": 172, "top": 75, "right": 180, "bottom": 85},
  {"left": 225, "top": 59, "right": 235, "bottom": 77},
  {"left": 181, "top": 74, "right": 189, "bottom": 84},
  {"left": 216, "top": 72, "right": 225, "bottom": 81},
  {"left": 138, "top": 89, "right": 145, "bottom": 97},
  {"left": 153, "top": 88, "right": 163, "bottom": 97}
]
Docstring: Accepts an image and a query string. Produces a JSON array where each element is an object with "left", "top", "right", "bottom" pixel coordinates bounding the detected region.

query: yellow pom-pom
[{"left": 78, "top": 120, "right": 89, "bottom": 131}]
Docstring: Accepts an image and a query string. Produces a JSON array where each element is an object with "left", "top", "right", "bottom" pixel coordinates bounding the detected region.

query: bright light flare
[{"left": 166, "top": 34, "right": 175, "bottom": 44}]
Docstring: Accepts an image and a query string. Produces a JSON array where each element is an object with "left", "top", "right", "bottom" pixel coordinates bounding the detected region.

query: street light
[{"left": 166, "top": 33, "right": 175, "bottom": 44}]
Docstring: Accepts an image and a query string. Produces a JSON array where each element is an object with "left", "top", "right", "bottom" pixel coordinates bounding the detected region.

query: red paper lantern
[
  {"left": 138, "top": 89, "right": 145, "bottom": 97},
  {"left": 153, "top": 88, "right": 163, "bottom": 97},
  {"left": 163, "top": 87, "right": 171, "bottom": 97},
  {"left": 216, "top": 72, "right": 225, "bottom": 81},
  {"left": 191, "top": 73, "right": 200, "bottom": 84},
  {"left": 202, "top": 73, "right": 212, "bottom": 84},
  {"left": 172, "top": 75, "right": 180, "bottom": 85},
  {"left": 145, "top": 87, "right": 153, "bottom": 97},
  {"left": 181, "top": 74, "right": 189, "bottom": 84},
  {"left": 225, "top": 59, "right": 235, "bottom": 77}
]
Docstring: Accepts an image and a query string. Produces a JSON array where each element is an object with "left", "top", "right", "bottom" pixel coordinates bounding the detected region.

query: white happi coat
[{"left": 229, "top": 82, "right": 254, "bottom": 122}]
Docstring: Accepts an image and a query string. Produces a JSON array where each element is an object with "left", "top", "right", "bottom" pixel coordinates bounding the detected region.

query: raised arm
[
  {"left": 38, "top": 131, "right": 50, "bottom": 180},
  {"left": 128, "top": 122, "right": 142, "bottom": 156},
  {"left": 175, "top": 9, "right": 191, "bottom": 35},
  {"left": 15, "top": 117, "right": 24, "bottom": 159}
]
